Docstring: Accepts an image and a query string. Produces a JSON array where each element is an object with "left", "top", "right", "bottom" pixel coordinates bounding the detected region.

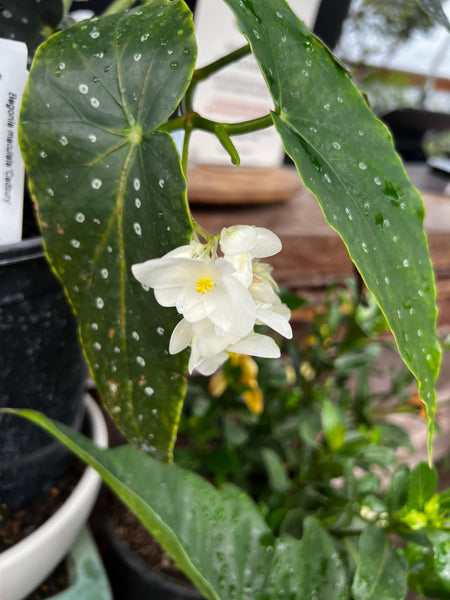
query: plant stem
[
  {"left": 101, "top": 0, "right": 136, "bottom": 17},
  {"left": 181, "top": 122, "right": 193, "bottom": 176},
  {"left": 159, "top": 112, "right": 273, "bottom": 165},
  {"left": 184, "top": 45, "right": 251, "bottom": 112},
  {"left": 63, "top": 0, "right": 73, "bottom": 13},
  {"left": 195, "top": 44, "right": 251, "bottom": 82},
  {"left": 160, "top": 112, "right": 273, "bottom": 137}
]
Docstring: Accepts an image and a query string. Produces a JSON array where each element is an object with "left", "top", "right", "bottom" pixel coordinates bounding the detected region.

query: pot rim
[
  {"left": 0, "top": 394, "right": 108, "bottom": 600},
  {"left": 0, "top": 236, "right": 44, "bottom": 266}
]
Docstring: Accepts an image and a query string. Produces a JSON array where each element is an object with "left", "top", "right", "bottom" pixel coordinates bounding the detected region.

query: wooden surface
[
  {"left": 188, "top": 165, "right": 302, "bottom": 204},
  {"left": 190, "top": 165, "right": 450, "bottom": 326}
]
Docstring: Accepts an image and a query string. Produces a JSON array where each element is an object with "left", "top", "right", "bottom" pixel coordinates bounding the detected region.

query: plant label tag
[
  {"left": 189, "top": 0, "right": 321, "bottom": 168},
  {"left": 0, "top": 38, "right": 28, "bottom": 246}
]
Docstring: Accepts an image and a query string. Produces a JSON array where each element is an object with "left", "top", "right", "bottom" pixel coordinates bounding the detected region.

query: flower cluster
[{"left": 131, "top": 225, "right": 292, "bottom": 375}]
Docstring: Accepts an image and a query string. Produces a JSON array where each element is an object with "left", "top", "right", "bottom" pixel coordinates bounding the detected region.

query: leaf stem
[
  {"left": 160, "top": 112, "right": 273, "bottom": 165},
  {"left": 184, "top": 45, "right": 251, "bottom": 112}
]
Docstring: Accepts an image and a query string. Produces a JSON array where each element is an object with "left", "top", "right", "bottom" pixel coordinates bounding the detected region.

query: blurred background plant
[
  {"left": 174, "top": 282, "right": 450, "bottom": 597},
  {"left": 177, "top": 283, "right": 413, "bottom": 527}
]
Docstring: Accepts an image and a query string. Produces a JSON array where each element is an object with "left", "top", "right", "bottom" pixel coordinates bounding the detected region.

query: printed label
[
  {"left": 189, "top": 0, "right": 321, "bottom": 168},
  {"left": 0, "top": 38, "right": 28, "bottom": 245}
]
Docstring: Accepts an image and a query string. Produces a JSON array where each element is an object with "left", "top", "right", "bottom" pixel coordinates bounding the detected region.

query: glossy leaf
[
  {"left": 427, "top": 531, "right": 450, "bottom": 591},
  {"left": 224, "top": 0, "right": 441, "bottom": 456},
  {"left": 19, "top": 2, "right": 196, "bottom": 461},
  {"left": 352, "top": 525, "right": 407, "bottom": 600},
  {"left": 407, "top": 462, "right": 437, "bottom": 510},
  {"left": 416, "top": 0, "right": 450, "bottom": 30},
  {"left": 9, "top": 408, "right": 347, "bottom": 600},
  {"left": 0, "top": 0, "right": 64, "bottom": 61},
  {"left": 385, "top": 464, "right": 410, "bottom": 514}
]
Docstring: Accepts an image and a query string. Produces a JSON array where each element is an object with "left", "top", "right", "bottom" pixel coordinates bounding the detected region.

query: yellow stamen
[{"left": 195, "top": 277, "right": 214, "bottom": 294}]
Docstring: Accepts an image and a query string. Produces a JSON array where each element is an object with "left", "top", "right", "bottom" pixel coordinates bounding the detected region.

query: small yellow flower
[
  {"left": 242, "top": 383, "right": 263, "bottom": 415},
  {"left": 208, "top": 353, "right": 264, "bottom": 414},
  {"left": 208, "top": 370, "right": 227, "bottom": 398},
  {"left": 300, "top": 361, "right": 315, "bottom": 382}
]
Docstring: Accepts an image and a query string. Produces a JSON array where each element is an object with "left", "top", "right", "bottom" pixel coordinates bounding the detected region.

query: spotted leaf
[
  {"left": 19, "top": 1, "right": 197, "bottom": 461},
  {"left": 224, "top": 0, "right": 441, "bottom": 457}
]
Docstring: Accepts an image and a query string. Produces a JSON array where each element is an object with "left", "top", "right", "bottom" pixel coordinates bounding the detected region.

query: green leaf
[
  {"left": 320, "top": 399, "right": 345, "bottom": 451},
  {"left": 19, "top": 2, "right": 197, "bottom": 461},
  {"left": 385, "top": 464, "right": 410, "bottom": 515},
  {"left": 265, "top": 517, "right": 346, "bottom": 600},
  {"left": 9, "top": 408, "right": 348, "bottom": 600},
  {"left": 223, "top": 0, "right": 441, "bottom": 458},
  {"left": 415, "top": 0, "right": 450, "bottom": 30},
  {"left": 261, "top": 447, "right": 290, "bottom": 493},
  {"left": 352, "top": 525, "right": 408, "bottom": 600},
  {"left": 426, "top": 531, "right": 450, "bottom": 592},
  {"left": 404, "top": 540, "right": 450, "bottom": 599},
  {"left": 407, "top": 462, "right": 438, "bottom": 510}
]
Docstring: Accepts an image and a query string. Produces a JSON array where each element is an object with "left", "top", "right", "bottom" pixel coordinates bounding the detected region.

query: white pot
[{"left": 0, "top": 394, "right": 108, "bottom": 600}]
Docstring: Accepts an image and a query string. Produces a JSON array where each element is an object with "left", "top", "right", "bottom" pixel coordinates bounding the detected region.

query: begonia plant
[{"left": 2, "top": 0, "right": 450, "bottom": 597}]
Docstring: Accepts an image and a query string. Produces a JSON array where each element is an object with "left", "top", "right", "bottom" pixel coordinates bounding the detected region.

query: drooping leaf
[
  {"left": 352, "top": 525, "right": 408, "bottom": 600},
  {"left": 415, "top": 0, "right": 450, "bottom": 30},
  {"left": 9, "top": 408, "right": 347, "bottom": 600},
  {"left": 0, "top": 0, "right": 64, "bottom": 62},
  {"left": 19, "top": 2, "right": 197, "bottom": 461},
  {"left": 223, "top": 0, "right": 441, "bottom": 457}
]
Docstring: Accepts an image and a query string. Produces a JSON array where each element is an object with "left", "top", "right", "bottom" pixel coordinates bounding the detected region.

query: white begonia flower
[
  {"left": 219, "top": 225, "right": 282, "bottom": 286},
  {"left": 131, "top": 254, "right": 255, "bottom": 337},
  {"left": 250, "top": 279, "right": 293, "bottom": 340},
  {"left": 220, "top": 225, "right": 282, "bottom": 258},
  {"left": 131, "top": 223, "right": 291, "bottom": 376},
  {"left": 169, "top": 317, "right": 281, "bottom": 375}
]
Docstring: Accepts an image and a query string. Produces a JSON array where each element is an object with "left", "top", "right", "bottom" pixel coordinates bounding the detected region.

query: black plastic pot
[
  {"left": 101, "top": 518, "right": 204, "bottom": 600},
  {"left": 0, "top": 237, "right": 87, "bottom": 509}
]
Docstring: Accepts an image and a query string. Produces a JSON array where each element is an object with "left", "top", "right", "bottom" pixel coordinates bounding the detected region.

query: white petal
[
  {"left": 251, "top": 228, "right": 282, "bottom": 258},
  {"left": 220, "top": 225, "right": 257, "bottom": 256},
  {"left": 194, "top": 352, "right": 228, "bottom": 376},
  {"left": 224, "top": 253, "right": 253, "bottom": 287},
  {"left": 228, "top": 332, "right": 280, "bottom": 358},
  {"left": 188, "top": 342, "right": 202, "bottom": 374},
  {"left": 164, "top": 244, "right": 198, "bottom": 258},
  {"left": 178, "top": 285, "right": 209, "bottom": 322},
  {"left": 255, "top": 308, "right": 293, "bottom": 339},
  {"left": 205, "top": 276, "right": 255, "bottom": 336},
  {"left": 132, "top": 257, "right": 205, "bottom": 289},
  {"left": 250, "top": 281, "right": 279, "bottom": 305},
  {"left": 197, "top": 328, "right": 237, "bottom": 356},
  {"left": 155, "top": 287, "right": 181, "bottom": 308},
  {"left": 169, "top": 319, "right": 192, "bottom": 354}
]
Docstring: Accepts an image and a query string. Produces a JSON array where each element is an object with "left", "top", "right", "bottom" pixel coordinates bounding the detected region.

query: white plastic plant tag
[
  {"left": 189, "top": 0, "right": 321, "bottom": 168},
  {"left": 0, "top": 38, "right": 28, "bottom": 246}
]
